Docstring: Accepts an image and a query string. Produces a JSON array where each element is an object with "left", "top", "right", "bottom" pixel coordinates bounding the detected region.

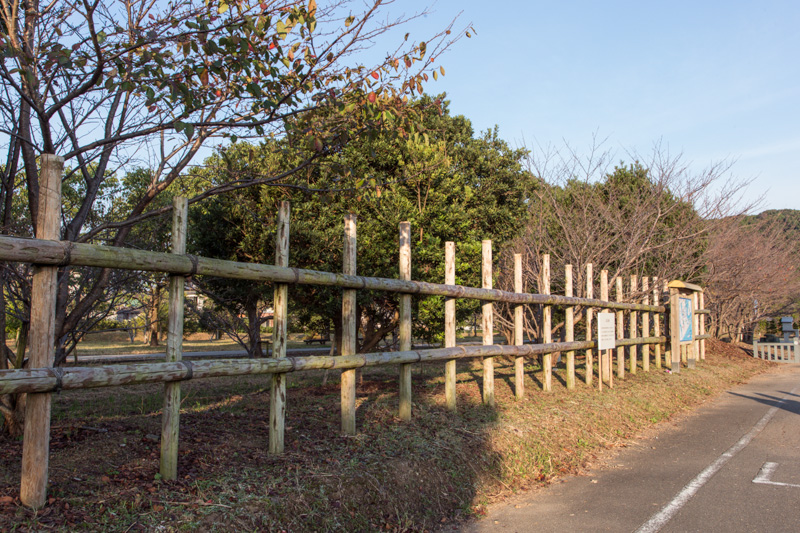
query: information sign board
[
  {"left": 597, "top": 312, "right": 616, "bottom": 351},
  {"left": 679, "top": 297, "right": 693, "bottom": 342}
]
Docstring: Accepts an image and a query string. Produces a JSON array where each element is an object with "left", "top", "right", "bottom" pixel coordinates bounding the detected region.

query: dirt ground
[{"left": 0, "top": 341, "right": 774, "bottom": 532}]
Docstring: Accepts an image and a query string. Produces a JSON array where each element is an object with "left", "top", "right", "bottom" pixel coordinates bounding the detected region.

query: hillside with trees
[{"left": 703, "top": 209, "right": 800, "bottom": 341}]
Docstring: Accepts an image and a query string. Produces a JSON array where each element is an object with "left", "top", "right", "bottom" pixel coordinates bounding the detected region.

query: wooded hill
[{"left": 746, "top": 209, "right": 800, "bottom": 243}]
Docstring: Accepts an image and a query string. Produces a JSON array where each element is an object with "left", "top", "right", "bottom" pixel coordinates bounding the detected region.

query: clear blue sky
[{"left": 382, "top": 0, "right": 800, "bottom": 213}]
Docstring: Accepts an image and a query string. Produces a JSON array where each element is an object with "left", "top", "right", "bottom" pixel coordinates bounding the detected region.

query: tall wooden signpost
[{"left": 668, "top": 280, "right": 703, "bottom": 373}]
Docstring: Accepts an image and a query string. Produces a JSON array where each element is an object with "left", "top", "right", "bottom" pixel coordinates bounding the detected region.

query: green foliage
[{"left": 188, "top": 95, "right": 531, "bottom": 346}]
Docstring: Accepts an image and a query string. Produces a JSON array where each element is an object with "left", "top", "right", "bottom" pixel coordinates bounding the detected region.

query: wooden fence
[
  {"left": 753, "top": 340, "right": 799, "bottom": 363},
  {"left": 0, "top": 155, "right": 708, "bottom": 508}
]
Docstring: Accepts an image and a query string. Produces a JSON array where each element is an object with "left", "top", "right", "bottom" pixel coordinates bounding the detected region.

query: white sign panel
[{"left": 597, "top": 312, "right": 616, "bottom": 351}]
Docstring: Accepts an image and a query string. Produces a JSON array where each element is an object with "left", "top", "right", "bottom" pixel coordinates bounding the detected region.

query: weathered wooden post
[
  {"left": 600, "top": 270, "right": 611, "bottom": 386},
  {"left": 642, "top": 277, "right": 650, "bottom": 372},
  {"left": 629, "top": 275, "right": 638, "bottom": 375},
  {"left": 699, "top": 291, "right": 706, "bottom": 360},
  {"left": 565, "top": 264, "right": 575, "bottom": 390},
  {"left": 270, "top": 201, "right": 290, "bottom": 453},
  {"left": 445, "top": 242, "right": 457, "bottom": 410},
  {"left": 20, "top": 154, "right": 63, "bottom": 509},
  {"left": 398, "top": 222, "right": 412, "bottom": 421},
  {"left": 585, "top": 263, "right": 593, "bottom": 386},
  {"left": 482, "top": 240, "right": 495, "bottom": 406},
  {"left": 615, "top": 276, "right": 625, "bottom": 380},
  {"left": 669, "top": 285, "right": 680, "bottom": 372},
  {"left": 542, "top": 254, "right": 552, "bottom": 391},
  {"left": 691, "top": 290, "right": 699, "bottom": 367},
  {"left": 160, "top": 196, "right": 188, "bottom": 478},
  {"left": 653, "top": 277, "right": 662, "bottom": 369},
  {"left": 663, "top": 279, "right": 671, "bottom": 368},
  {"left": 668, "top": 281, "right": 702, "bottom": 373},
  {"left": 514, "top": 254, "right": 525, "bottom": 398},
  {"left": 341, "top": 214, "right": 358, "bottom": 434}
]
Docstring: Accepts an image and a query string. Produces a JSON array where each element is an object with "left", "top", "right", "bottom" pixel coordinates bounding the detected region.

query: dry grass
[
  {"left": 6, "top": 332, "right": 322, "bottom": 358},
  {"left": 0, "top": 341, "right": 774, "bottom": 532}
]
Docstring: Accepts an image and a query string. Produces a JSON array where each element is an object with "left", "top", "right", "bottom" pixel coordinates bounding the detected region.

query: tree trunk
[
  {"left": 0, "top": 276, "right": 6, "bottom": 371},
  {"left": 246, "top": 300, "right": 264, "bottom": 357},
  {"left": 1, "top": 393, "right": 26, "bottom": 437},
  {"left": 14, "top": 323, "right": 29, "bottom": 368},
  {"left": 333, "top": 313, "right": 343, "bottom": 356},
  {"left": 148, "top": 283, "right": 161, "bottom": 347}
]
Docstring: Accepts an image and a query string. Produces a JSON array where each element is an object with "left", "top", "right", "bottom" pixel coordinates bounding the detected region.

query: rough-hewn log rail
[
  {"left": 0, "top": 338, "right": 665, "bottom": 395},
  {"left": 0, "top": 235, "right": 665, "bottom": 313}
]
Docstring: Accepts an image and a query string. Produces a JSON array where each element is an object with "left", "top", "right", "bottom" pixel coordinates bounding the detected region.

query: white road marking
[
  {"left": 753, "top": 462, "right": 800, "bottom": 488},
  {"left": 634, "top": 383, "right": 800, "bottom": 533}
]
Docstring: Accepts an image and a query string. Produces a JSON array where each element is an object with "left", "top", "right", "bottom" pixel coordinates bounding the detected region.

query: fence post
[
  {"left": 565, "top": 264, "right": 575, "bottom": 390},
  {"left": 482, "top": 240, "right": 495, "bottom": 406},
  {"left": 691, "top": 291, "right": 699, "bottom": 368},
  {"left": 341, "top": 214, "right": 358, "bottom": 435},
  {"left": 398, "top": 222, "right": 412, "bottom": 421},
  {"left": 669, "top": 285, "right": 681, "bottom": 373},
  {"left": 629, "top": 275, "right": 638, "bottom": 375},
  {"left": 699, "top": 291, "right": 706, "bottom": 360},
  {"left": 585, "top": 263, "right": 593, "bottom": 386},
  {"left": 270, "top": 201, "right": 290, "bottom": 453},
  {"left": 445, "top": 242, "right": 457, "bottom": 410},
  {"left": 542, "top": 254, "right": 552, "bottom": 392},
  {"left": 615, "top": 276, "right": 625, "bottom": 380},
  {"left": 642, "top": 277, "right": 650, "bottom": 372},
  {"left": 160, "top": 196, "right": 188, "bottom": 479},
  {"left": 514, "top": 254, "right": 525, "bottom": 398},
  {"left": 20, "top": 154, "right": 63, "bottom": 509},
  {"left": 600, "top": 270, "right": 610, "bottom": 386},
  {"left": 653, "top": 277, "right": 661, "bottom": 369}
]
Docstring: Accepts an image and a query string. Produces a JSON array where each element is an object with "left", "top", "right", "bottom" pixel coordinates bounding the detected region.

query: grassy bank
[{"left": 0, "top": 340, "right": 771, "bottom": 531}]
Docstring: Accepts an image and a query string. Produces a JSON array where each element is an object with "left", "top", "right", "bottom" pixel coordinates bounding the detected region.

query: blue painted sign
[{"left": 679, "top": 297, "right": 693, "bottom": 342}]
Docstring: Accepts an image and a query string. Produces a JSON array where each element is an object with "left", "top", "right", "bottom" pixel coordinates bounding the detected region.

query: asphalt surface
[{"left": 461, "top": 365, "right": 800, "bottom": 533}]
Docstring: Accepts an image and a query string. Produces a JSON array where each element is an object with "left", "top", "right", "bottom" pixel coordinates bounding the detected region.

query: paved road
[{"left": 462, "top": 365, "right": 800, "bottom": 533}]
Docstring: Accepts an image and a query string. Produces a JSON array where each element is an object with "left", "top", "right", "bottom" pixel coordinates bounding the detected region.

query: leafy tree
[
  {"left": 188, "top": 96, "right": 530, "bottom": 354},
  {"left": 0, "top": 0, "right": 468, "bottom": 366}
]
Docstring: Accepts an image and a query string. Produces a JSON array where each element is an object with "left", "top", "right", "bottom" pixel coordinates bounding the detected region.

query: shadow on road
[{"left": 726, "top": 390, "right": 800, "bottom": 415}]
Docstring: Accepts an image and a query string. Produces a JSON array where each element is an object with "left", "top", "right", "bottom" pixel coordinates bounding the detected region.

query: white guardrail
[{"left": 753, "top": 340, "right": 800, "bottom": 363}]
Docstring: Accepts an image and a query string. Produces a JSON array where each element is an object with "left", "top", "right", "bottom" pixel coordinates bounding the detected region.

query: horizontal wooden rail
[
  {"left": 694, "top": 309, "right": 711, "bottom": 315},
  {"left": 0, "top": 235, "right": 665, "bottom": 313},
  {"left": 695, "top": 334, "right": 712, "bottom": 340},
  {"left": 0, "top": 337, "right": 665, "bottom": 395}
]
